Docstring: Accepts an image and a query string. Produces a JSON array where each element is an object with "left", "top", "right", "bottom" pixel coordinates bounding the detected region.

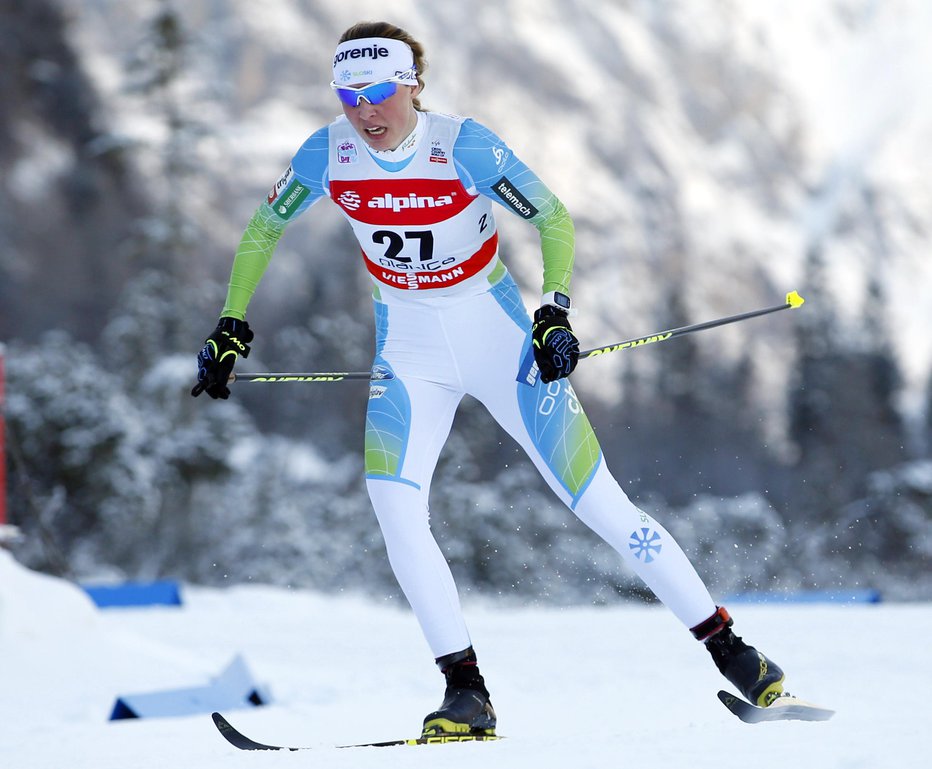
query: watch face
[{"left": 555, "top": 292, "right": 571, "bottom": 309}]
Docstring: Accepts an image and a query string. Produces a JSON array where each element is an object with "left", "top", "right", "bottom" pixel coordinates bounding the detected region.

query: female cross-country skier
[{"left": 194, "top": 20, "right": 788, "bottom": 737}]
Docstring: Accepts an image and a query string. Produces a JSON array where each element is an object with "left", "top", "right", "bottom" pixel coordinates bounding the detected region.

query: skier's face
[{"left": 339, "top": 82, "right": 420, "bottom": 152}]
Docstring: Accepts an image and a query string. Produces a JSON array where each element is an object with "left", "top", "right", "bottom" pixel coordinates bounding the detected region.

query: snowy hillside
[
  {"left": 3, "top": 0, "right": 930, "bottom": 601},
  {"left": 0, "top": 551, "right": 927, "bottom": 769},
  {"left": 58, "top": 0, "right": 932, "bottom": 415}
]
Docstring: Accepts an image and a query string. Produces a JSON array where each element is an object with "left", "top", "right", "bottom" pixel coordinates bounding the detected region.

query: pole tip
[{"left": 786, "top": 290, "right": 805, "bottom": 308}]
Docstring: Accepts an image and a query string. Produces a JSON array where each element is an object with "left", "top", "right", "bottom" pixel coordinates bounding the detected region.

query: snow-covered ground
[{"left": 0, "top": 551, "right": 926, "bottom": 769}]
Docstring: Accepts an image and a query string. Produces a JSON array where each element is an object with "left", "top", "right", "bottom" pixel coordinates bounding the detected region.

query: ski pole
[
  {"left": 229, "top": 371, "right": 374, "bottom": 383},
  {"left": 229, "top": 291, "right": 805, "bottom": 383},
  {"left": 579, "top": 290, "right": 805, "bottom": 358}
]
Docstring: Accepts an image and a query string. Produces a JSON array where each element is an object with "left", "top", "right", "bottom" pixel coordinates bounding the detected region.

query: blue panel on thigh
[
  {"left": 365, "top": 357, "right": 413, "bottom": 482},
  {"left": 517, "top": 352, "right": 602, "bottom": 503}
]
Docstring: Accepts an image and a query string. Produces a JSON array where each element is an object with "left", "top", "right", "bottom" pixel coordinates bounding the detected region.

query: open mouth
[{"left": 365, "top": 126, "right": 387, "bottom": 137}]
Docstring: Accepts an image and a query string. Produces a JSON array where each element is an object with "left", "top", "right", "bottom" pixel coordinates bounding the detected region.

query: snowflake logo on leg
[{"left": 629, "top": 528, "right": 663, "bottom": 563}]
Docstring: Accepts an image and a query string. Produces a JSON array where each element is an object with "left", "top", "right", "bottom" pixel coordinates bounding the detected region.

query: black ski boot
[
  {"left": 692, "top": 607, "right": 786, "bottom": 707},
  {"left": 422, "top": 647, "right": 497, "bottom": 737}
]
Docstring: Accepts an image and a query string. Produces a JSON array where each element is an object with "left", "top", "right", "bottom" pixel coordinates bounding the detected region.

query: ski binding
[{"left": 717, "top": 690, "right": 835, "bottom": 723}]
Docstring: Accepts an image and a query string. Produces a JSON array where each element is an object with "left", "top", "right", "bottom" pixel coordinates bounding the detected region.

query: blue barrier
[
  {"left": 82, "top": 580, "right": 183, "bottom": 608},
  {"left": 109, "top": 655, "right": 270, "bottom": 720},
  {"left": 725, "top": 589, "right": 882, "bottom": 604}
]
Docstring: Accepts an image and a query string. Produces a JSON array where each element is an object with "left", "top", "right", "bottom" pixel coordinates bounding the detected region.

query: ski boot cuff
[
  {"left": 435, "top": 647, "right": 489, "bottom": 699},
  {"left": 690, "top": 606, "right": 733, "bottom": 642},
  {"left": 435, "top": 647, "right": 478, "bottom": 672}
]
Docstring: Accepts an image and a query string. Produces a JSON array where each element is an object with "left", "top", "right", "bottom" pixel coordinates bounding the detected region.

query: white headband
[{"left": 332, "top": 37, "right": 418, "bottom": 86}]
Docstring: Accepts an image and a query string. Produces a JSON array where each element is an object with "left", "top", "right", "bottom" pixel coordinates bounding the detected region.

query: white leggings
[{"left": 365, "top": 278, "right": 716, "bottom": 658}]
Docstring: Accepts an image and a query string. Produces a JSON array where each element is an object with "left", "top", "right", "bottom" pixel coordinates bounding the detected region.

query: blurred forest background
[{"left": 1, "top": 0, "right": 930, "bottom": 602}]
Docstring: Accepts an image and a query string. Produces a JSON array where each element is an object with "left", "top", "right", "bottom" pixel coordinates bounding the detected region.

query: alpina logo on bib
[
  {"left": 368, "top": 192, "right": 455, "bottom": 212},
  {"left": 330, "top": 179, "right": 473, "bottom": 225}
]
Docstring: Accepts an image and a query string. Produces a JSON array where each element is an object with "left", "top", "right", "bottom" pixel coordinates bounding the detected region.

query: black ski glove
[
  {"left": 191, "top": 317, "right": 253, "bottom": 399},
  {"left": 532, "top": 305, "right": 579, "bottom": 383}
]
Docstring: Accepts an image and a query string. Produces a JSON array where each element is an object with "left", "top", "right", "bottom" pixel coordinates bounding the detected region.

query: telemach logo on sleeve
[{"left": 493, "top": 177, "right": 538, "bottom": 219}]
